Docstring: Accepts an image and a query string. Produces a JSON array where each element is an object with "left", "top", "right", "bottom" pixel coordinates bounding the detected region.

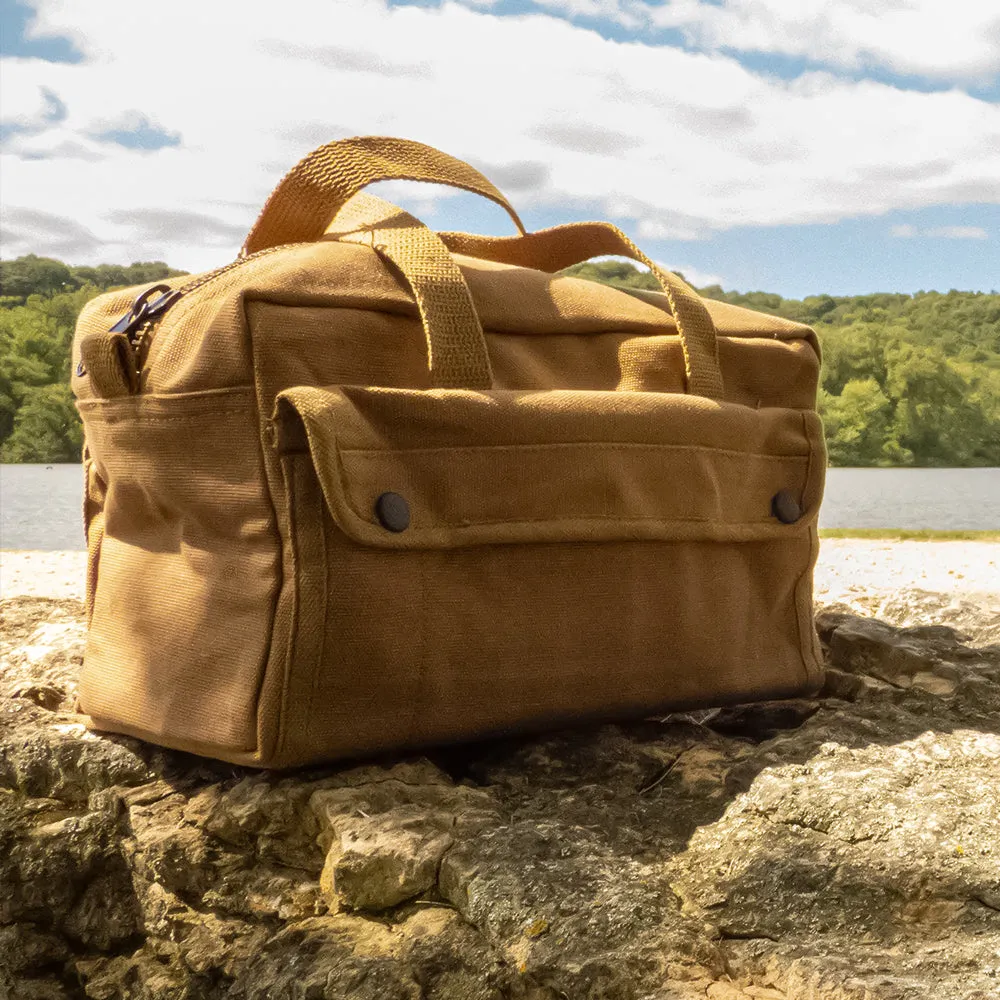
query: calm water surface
[{"left": 2, "top": 464, "right": 999, "bottom": 551}]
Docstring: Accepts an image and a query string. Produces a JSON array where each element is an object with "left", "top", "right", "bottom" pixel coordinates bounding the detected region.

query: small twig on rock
[
  {"left": 656, "top": 708, "right": 722, "bottom": 728},
  {"left": 638, "top": 751, "right": 687, "bottom": 795}
]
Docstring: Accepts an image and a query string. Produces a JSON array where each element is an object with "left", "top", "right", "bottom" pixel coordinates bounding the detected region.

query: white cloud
[
  {"left": 469, "top": 0, "right": 1000, "bottom": 85},
  {"left": 926, "top": 225, "right": 989, "bottom": 239},
  {"left": 559, "top": 0, "right": 1000, "bottom": 86},
  {"left": 659, "top": 263, "right": 725, "bottom": 288},
  {"left": 1, "top": 0, "right": 998, "bottom": 271},
  {"left": 670, "top": 0, "right": 1000, "bottom": 84},
  {"left": 890, "top": 223, "right": 988, "bottom": 239},
  {"left": 637, "top": 218, "right": 705, "bottom": 242}
]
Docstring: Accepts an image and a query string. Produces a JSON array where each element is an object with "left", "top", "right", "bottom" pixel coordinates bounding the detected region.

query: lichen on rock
[{"left": 2, "top": 595, "right": 999, "bottom": 999}]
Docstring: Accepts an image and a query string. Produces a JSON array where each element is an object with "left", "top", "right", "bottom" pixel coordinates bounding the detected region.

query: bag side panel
[
  {"left": 82, "top": 447, "right": 106, "bottom": 625},
  {"left": 77, "top": 388, "right": 280, "bottom": 757}
]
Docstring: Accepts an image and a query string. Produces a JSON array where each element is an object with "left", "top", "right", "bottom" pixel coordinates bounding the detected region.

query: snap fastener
[
  {"left": 375, "top": 492, "right": 410, "bottom": 532},
  {"left": 771, "top": 489, "right": 802, "bottom": 524}
]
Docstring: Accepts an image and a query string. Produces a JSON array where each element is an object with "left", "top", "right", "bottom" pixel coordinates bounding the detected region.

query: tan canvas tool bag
[{"left": 72, "top": 136, "right": 826, "bottom": 769}]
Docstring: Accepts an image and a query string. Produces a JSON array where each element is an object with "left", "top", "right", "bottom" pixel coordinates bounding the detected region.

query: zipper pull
[{"left": 109, "top": 284, "right": 183, "bottom": 339}]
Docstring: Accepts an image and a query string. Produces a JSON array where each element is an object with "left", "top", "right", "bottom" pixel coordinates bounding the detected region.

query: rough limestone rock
[{"left": 1, "top": 594, "right": 999, "bottom": 1000}]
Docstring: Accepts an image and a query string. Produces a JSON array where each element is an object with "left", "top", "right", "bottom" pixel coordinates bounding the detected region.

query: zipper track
[
  {"left": 172, "top": 242, "right": 303, "bottom": 299},
  {"left": 109, "top": 242, "right": 307, "bottom": 381}
]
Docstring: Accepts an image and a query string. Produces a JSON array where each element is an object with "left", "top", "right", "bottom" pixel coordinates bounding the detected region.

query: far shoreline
[{"left": 819, "top": 529, "right": 1000, "bottom": 541}]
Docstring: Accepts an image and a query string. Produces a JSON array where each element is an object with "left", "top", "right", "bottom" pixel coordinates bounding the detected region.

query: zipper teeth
[
  {"left": 129, "top": 242, "right": 308, "bottom": 383},
  {"left": 173, "top": 242, "right": 304, "bottom": 298}
]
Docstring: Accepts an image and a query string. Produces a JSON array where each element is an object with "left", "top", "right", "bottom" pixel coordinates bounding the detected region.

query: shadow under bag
[{"left": 72, "top": 136, "right": 827, "bottom": 768}]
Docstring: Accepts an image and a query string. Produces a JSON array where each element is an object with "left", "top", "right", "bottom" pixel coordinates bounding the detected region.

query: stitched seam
[
  {"left": 307, "top": 461, "right": 327, "bottom": 760},
  {"left": 344, "top": 511, "right": 811, "bottom": 530},
  {"left": 77, "top": 392, "right": 253, "bottom": 421},
  {"left": 78, "top": 385, "right": 255, "bottom": 405},
  {"left": 339, "top": 443, "right": 811, "bottom": 461},
  {"left": 275, "top": 455, "right": 300, "bottom": 761},
  {"left": 86, "top": 412, "right": 250, "bottom": 427},
  {"left": 332, "top": 428, "right": 357, "bottom": 526}
]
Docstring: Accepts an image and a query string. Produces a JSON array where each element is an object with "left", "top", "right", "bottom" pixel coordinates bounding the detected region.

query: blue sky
[{"left": 1, "top": 0, "right": 998, "bottom": 297}]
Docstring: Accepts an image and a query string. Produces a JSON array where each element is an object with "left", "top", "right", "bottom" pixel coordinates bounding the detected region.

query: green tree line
[
  {"left": 566, "top": 261, "right": 1000, "bottom": 467},
  {"left": 1, "top": 254, "right": 997, "bottom": 465},
  {"left": 0, "top": 255, "right": 186, "bottom": 462}
]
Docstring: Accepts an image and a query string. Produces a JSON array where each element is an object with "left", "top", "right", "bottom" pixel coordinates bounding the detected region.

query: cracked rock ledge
[{"left": 1, "top": 595, "right": 998, "bottom": 1000}]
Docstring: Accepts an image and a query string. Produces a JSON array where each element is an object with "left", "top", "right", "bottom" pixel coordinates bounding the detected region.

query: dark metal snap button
[
  {"left": 771, "top": 489, "right": 802, "bottom": 524},
  {"left": 375, "top": 492, "right": 410, "bottom": 532}
]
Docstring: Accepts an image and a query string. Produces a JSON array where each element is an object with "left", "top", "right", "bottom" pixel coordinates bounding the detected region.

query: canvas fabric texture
[{"left": 71, "top": 137, "right": 827, "bottom": 768}]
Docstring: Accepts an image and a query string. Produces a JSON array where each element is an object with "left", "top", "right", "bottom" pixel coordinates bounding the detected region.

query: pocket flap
[{"left": 274, "top": 386, "right": 825, "bottom": 548}]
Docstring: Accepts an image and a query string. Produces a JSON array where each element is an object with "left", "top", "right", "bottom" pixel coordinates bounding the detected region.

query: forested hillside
[
  {"left": 567, "top": 261, "right": 1000, "bottom": 467},
  {"left": 0, "top": 256, "right": 187, "bottom": 463},
  {"left": 1, "top": 254, "right": 997, "bottom": 466}
]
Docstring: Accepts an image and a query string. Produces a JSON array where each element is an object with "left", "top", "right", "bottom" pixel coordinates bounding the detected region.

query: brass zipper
[
  {"left": 103, "top": 243, "right": 301, "bottom": 378},
  {"left": 108, "top": 283, "right": 183, "bottom": 340}
]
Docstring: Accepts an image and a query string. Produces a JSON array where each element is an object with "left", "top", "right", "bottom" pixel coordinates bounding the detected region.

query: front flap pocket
[{"left": 274, "top": 386, "right": 825, "bottom": 547}]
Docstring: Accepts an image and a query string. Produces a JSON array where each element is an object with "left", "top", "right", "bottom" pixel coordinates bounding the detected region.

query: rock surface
[{"left": 2, "top": 595, "right": 999, "bottom": 1000}]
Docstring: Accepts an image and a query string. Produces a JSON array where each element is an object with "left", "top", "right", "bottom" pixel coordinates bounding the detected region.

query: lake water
[{"left": 2, "top": 464, "right": 999, "bottom": 551}]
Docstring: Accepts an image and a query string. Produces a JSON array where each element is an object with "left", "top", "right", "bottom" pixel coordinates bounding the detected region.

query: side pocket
[{"left": 78, "top": 388, "right": 280, "bottom": 758}]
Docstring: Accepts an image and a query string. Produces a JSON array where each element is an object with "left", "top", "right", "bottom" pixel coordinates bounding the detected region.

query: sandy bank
[
  {"left": 3, "top": 541, "right": 997, "bottom": 609},
  {"left": 815, "top": 538, "right": 998, "bottom": 604},
  {"left": 2, "top": 550, "right": 89, "bottom": 601}
]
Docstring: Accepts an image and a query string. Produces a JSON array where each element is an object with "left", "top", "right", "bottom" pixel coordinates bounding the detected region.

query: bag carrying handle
[
  {"left": 328, "top": 194, "right": 725, "bottom": 399},
  {"left": 327, "top": 194, "right": 495, "bottom": 390},
  {"left": 437, "top": 225, "right": 724, "bottom": 399},
  {"left": 242, "top": 136, "right": 527, "bottom": 256},
  {"left": 248, "top": 136, "right": 723, "bottom": 397}
]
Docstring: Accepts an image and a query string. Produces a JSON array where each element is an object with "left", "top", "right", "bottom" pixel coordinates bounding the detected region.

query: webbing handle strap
[
  {"left": 326, "top": 193, "right": 493, "bottom": 390},
  {"left": 242, "top": 136, "right": 526, "bottom": 256},
  {"left": 257, "top": 135, "right": 724, "bottom": 397},
  {"left": 439, "top": 225, "right": 724, "bottom": 399},
  {"left": 326, "top": 195, "right": 725, "bottom": 398}
]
